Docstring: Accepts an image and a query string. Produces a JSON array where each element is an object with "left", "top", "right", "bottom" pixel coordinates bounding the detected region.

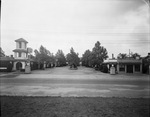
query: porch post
[
  {"left": 125, "top": 65, "right": 127, "bottom": 73},
  {"left": 117, "top": 64, "right": 119, "bottom": 73},
  {"left": 12, "top": 62, "right": 16, "bottom": 71},
  {"left": 133, "top": 65, "right": 135, "bottom": 73},
  {"left": 140, "top": 64, "right": 142, "bottom": 73}
]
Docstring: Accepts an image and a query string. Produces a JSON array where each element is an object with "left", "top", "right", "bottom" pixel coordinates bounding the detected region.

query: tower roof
[
  {"left": 13, "top": 49, "right": 28, "bottom": 53},
  {"left": 15, "top": 38, "right": 28, "bottom": 43}
]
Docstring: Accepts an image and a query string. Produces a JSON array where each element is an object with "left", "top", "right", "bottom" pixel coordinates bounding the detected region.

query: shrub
[
  {"left": 101, "top": 65, "right": 108, "bottom": 73},
  {"left": 7, "top": 63, "right": 13, "bottom": 72}
]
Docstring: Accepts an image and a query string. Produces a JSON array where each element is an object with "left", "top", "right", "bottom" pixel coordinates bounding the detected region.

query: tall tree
[
  {"left": 82, "top": 41, "right": 108, "bottom": 68},
  {"left": 66, "top": 47, "right": 80, "bottom": 66},
  {"left": 91, "top": 41, "right": 108, "bottom": 66},
  {"left": 34, "top": 45, "right": 55, "bottom": 69},
  {"left": 55, "top": 49, "right": 66, "bottom": 66},
  {"left": 81, "top": 49, "right": 92, "bottom": 67}
]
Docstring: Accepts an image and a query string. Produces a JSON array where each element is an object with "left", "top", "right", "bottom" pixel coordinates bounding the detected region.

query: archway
[{"left": 16, "top": 62, "right": 22, "bottom": 70}]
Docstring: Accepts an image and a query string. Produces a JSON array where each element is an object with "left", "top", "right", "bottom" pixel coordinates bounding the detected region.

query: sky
[{"left": 1, "top": 0, "right": 150, "bottom": 58}]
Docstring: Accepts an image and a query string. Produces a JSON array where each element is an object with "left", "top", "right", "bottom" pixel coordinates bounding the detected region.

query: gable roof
[{"left": 15, "top": 38, "right": 28, "bottom": 43}]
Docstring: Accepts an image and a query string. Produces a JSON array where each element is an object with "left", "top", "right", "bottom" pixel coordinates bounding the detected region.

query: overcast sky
[{"left": 1, "top": 0, "right": 149, "bottom": 58}]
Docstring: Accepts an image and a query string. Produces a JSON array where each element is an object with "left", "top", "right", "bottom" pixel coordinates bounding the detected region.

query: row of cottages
[{"left": 103, "top": 58, "right": 143, "bottom": 74}]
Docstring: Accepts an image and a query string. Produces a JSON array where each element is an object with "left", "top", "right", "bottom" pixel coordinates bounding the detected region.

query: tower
[
  {"left": 12, "top": 38, "right": 28, "bottom": 71},
  {"left": 13, "top": 38, "right": 28, "bottom": 59}
]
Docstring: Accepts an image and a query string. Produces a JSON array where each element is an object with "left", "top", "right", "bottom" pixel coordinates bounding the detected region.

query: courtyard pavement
[{"left": 0, "top": 66, "right": 149, "bottom": 98}]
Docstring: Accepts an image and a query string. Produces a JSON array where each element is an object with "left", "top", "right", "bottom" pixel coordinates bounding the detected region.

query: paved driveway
[{"left": 0, "top": 66, "right": 149, "bottom": 98}]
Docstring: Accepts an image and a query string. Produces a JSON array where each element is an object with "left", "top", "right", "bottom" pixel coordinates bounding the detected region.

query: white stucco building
[
  {"left": 103, "top": 58, "right": 142, "bottom": 74},
  {"left": 12, "top": 38, "right": 29, "bottom": 71}
]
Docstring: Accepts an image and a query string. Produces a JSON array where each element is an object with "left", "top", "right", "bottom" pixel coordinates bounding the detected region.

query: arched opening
[{"left": 16, "top": 62, "right": 22, "bottom": 70}]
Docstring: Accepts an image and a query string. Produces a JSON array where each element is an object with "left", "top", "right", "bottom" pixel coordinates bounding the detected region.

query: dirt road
[{"left": 0, "top": 66, "right": 149, "bottom": 98}]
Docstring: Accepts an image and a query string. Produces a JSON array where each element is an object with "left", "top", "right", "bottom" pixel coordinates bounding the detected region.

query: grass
[{"left": 0, "top": 96, "right": 149, "bottom": 117}]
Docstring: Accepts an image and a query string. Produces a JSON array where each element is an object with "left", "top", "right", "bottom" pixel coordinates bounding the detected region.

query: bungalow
[
  {"left": 117, "top": 58, "right": 142, "bottom": 74},
  {"left": 103, "top": 58, "right": 142, "bottom": 74}
]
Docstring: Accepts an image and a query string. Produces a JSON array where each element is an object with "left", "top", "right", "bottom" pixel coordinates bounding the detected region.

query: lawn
[{"left": 0, "top": 96, "right": 149, "bottom": 117}]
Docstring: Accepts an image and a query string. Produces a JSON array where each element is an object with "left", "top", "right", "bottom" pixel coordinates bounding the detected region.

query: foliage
[
  {"left": 7, "top": 63, "right": 13, "bottom": 72},
  {"left": 81, "top": 49, "right": 92, "bottom": 67},
  {"left": 0, "top": 47, "right": 5, "bottom": 57},
  {"left": 131, "top": 53, "right": 141, "bottom": 59},
  {"left": 55, "top": 49, "right": 67, "bottom": 66},
  {"left": 117, "top": 52, "right": 141, "bottom": 59},
  {"left": 101, "top": 65, "right": 108, "bottom": 73},
  {"left": 82, "top": 41, "right": 108, "bottom": 67},
  {"left": 91, "top": 41, "right": 108, "bottom": 66},
  {"left": 142, "top": 54, "right": 150, "bottom": 74},
  {"left": 66, "top": 47, "right": 80, "bottom": 67},
  {"left": 117, "top": 53, "right": 128, "bottom": 59},
  {"left": 34, "top": 45, "right": 55, "bottom": 68}
]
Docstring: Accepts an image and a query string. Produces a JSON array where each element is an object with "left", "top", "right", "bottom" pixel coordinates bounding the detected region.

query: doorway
[
  {"left": 127, "top": 65, "right": 133, "bottom": 73},
  {"left": 16, "top": 62, "right": 22, "bottom": 70}
]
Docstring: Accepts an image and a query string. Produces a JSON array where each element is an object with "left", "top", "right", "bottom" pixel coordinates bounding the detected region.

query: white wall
[
  {"left": 14, "top": 42, "right": 28, "bottom": 59},
  {"left": 14, "top": 52, "right": 27, "bottom": 59},
  {"left": 21, "top": 62, "right": 26, "bottom": 69},
  {"left": 22, "top": 52, "right": 25, "bottom": 58},
  {"left": 14, "top": 52, "right": 17, "bottom": 58},
  {"left": 22, "top": 42, "right": 25, "bottom": 49},
  {"left": 12, "top": 61, "right": 26, "bottom": 70},
  {"left": 16, "top": 42, "right": 19, "bottom": 49},
  {"left": 16, "top": 42, "right": 27, "bottom": 49}
]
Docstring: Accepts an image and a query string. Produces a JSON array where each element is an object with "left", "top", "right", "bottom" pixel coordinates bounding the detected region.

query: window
[
  {"left": 18, "top": 52, "right": 21, "bottom": 57},
  {"left": 119, "top": 64, "right": 125, "bottom": 71},
  {"left": 135, "top": 65, "right": 140, "bottom": 72},
  {"left": 19, "top": 42, "right": 22, "bottom": 48}
]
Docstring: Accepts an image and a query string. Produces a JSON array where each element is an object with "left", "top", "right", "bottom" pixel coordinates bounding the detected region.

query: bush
[
  {"left": 7, "top": 63, "right": 13, "bottom": 72},
  {"left": 20, "top": 69, "right": 25, "bottom": 72},
  {"left": 99, "top": 65, "right": 103, "bottom": 71},
  {"left": 101, "top": 65, "right": 108, "bottom": 73}
]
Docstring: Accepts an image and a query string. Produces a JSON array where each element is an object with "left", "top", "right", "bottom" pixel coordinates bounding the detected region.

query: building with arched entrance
[{"left": 12, "top": 38, "right": 29, "bottom": 71}]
